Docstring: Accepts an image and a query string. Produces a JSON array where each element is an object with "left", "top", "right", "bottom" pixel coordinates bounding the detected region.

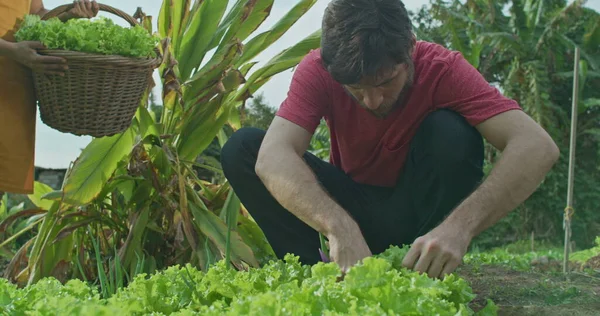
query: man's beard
[{"left": 366, "top": 62, "right": 415, "bottom": 119}]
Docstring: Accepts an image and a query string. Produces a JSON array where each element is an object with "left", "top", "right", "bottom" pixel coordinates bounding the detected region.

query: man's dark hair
[{"left": 321, "top": 0, "right": 414, "bottom": 85}]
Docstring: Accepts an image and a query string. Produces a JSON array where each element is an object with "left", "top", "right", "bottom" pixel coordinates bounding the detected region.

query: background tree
[{"left": 411, "top": 0, "right": 600, "bottom": 249}]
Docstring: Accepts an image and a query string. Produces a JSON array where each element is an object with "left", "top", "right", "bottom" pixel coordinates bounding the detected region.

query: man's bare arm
[
  {"left": 0, "top": 39, "right": 15, "bottom": 57},
  {"left": 256, "top": 117, "right": 371, "bottom": 269},
  {"left": 30, "top": 0, "right": 49, "bottom": 17},
  {"left": 403, "top": 109, "right": 559, "bottom": 278},
  {"left": 445, "top": 109, "right": 559, "bottom": 237}
]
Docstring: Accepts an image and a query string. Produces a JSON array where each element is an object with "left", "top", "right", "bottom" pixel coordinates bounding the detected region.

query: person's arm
[
  {"left": 0, "top": 39, "right": 16, "bottom": 57},
  {"left": 402, "top": 53, "right": 559, "bottom": 279},
  {"left": 255, "top": 117, "right": 372, "bottom": 272},
  {"left": 30, "top": 0, "right": 99, "bottom": 21},
  {"left": 30, "top": 0, "right": 49, "bottom": 17},
  {"left": 402, "top": 110, "right": 558, "bottom": 278},
  {"left": 449, "top": 110, "right": 559, "bottom": 238}
]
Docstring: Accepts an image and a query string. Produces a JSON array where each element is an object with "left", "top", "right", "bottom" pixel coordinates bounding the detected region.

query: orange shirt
[{"left": 0, "top": 0, "right": 36, "bottom": 194}]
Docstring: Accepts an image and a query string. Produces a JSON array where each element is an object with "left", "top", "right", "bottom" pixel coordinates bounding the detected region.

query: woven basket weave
[{"left": 33, "top": 4, "right": 161, "bottom": 138}]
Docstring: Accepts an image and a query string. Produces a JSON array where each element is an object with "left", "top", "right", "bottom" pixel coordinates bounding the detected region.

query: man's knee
[
  {"left": 417, "top": 109, "right": 483, "bottom": 167},
  {"left": 221, "top": 127, "right": 266, "bottom": 175}
]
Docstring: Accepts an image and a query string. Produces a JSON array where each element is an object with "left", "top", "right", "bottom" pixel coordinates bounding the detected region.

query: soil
[{"left": 457, "top": 264, "right": 600, "bottom": 316}]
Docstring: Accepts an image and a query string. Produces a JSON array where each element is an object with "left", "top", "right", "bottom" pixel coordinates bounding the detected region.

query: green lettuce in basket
[{"left": 15, "top": 14, "right": 159, "bottom": 58}]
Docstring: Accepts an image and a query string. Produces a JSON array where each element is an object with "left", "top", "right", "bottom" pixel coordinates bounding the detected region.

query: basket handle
[{"left": 42, "top": 3, "right": 139, "bottom": 26}]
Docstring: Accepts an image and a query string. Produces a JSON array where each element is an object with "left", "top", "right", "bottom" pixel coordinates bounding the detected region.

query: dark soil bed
[{"left": 457, "top": 264, "right": 600, "bottom": 316}]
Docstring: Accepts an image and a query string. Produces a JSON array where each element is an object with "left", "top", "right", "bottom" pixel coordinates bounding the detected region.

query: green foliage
[
  {"left": 241, "top": 93, "right": 276, "bottom": 130},
  {"left": 570, "top": 236, "right": 600, "bottom": 264},
  {"left": 308, "top": 120, "right": 331, "bottom": 161},
  {"left": 15, "top": 15, "right": 158, "bottom": 58},
  {"left": 412, "top": 0, "right": 600, "bottom": 249},
  {"left": 464, "top": 247, "right": 563, "bottom": 272},
  {"left": 0, "top": 245, "right": 498, "bottom": 315}
]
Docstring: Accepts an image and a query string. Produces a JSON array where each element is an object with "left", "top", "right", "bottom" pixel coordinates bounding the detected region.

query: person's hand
[
  {"left": 8, "top": 41, "right": 67, "bottom": 75},
  {"left": 62, "top": 0, "right": 100, "bottom": 20},
  {"left": 327, "top": 223, "right": 372, "bottom": 273},
  {"left": 401, "top": 222, "right": 471, "bottom": 279}
]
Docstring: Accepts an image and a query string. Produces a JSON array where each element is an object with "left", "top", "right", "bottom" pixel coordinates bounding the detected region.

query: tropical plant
[
  {"left": 308, "top": 120, "right": 331, "bottom": 161},
  {"left": 0, "top": 0, "right": 321, "bottom": 288}
]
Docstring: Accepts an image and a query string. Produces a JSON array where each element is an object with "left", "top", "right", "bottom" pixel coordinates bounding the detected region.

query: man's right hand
[
  {"left": 327, "top": 221, "right": 372, "bottom": 273},
  {"left": 8, "top": 41, "right": 68, "bottom": 75}
]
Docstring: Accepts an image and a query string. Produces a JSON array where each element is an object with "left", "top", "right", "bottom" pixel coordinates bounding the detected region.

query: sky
[{"left": 37, "top": 0, "right": 600, "bottom": 169}]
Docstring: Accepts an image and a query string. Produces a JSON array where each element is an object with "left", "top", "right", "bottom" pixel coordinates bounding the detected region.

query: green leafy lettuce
[
  {"left": 14, "top": 15, "right": 158, "bottom": 58},
  {"left": 0, "top": 245, "right": 498, "bottom": 315}
]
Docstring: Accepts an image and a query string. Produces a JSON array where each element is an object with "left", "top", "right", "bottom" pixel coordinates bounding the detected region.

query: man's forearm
[
  {"left": 256, "top": 150, "right": 359, "bottom": 238},
  {"left": 443, "top": 136, "right": 559, "bottom": 239}
]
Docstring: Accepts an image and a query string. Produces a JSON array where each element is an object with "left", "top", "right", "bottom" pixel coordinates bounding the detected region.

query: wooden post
[{"left": 563, "top": 47, "right": 580, "bottom": 274}]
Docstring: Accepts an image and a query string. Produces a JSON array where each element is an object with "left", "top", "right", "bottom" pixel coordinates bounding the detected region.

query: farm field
[{"left": 1, "top": 240, "right": 599, "bottom": 315}]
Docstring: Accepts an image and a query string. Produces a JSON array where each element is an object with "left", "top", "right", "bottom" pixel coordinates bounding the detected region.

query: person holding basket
[{"left": 0, "top": 0, "right": 99, "bottom": 201}]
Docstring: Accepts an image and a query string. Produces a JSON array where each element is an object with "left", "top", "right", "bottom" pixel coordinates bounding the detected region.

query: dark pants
[{"left": 221, "top": 109, "right": 484, "bottom": 265}]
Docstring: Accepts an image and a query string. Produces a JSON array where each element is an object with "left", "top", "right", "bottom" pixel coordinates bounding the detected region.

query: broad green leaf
[
  {"left": 62, "top": 127, "right": 136, "bottom": 206},
  {"left": 217, "top": 128, "right": 229, "bottom": 148},
  {"left": 178, "top": 96, "right": 234, "bottom": 161},
  {"left": 240, "top": 61, "right": 259, "bottom": 77},
  {"left": 189, "top": 202, "right": 259, "bottom": 267},
  {"left": 221, "top": 189, "right": 240, "bottom": 267},
  {"left": 171, "top": 0, "right": 191, "bottom": 57},
  {"left": 117, "top": 184, "right": 152, "bottom": 273},
  {"left": 222, "top": 69, "right": 246, "bottom": 93},
  {"left": 228, "top": 105, "right": 242, "bottom": 131},
  {"left": 178, "top": 0, "right": 229, "bottom": 81},
  {"left": 26, "top": 201, "right": 59, "bottom": 285},
  {"left": 157, "top": 0, "right": 172, "bottom": 39},
  {"left": 238, "top": 29, "right": 321, "bottom": 98},
  {"left": 184, "top": 41, "right": 243, "bottom": 106},
  {"left": 136, "top": 106, "right": 160, "bottom": 138},
  {"left": 27, "top": 182, "right": 54, "bottom": 210},
  {"left": 41, "top": 190, "right": 64, "bottom": 201},
  {"left": 222, "top": 0, "right": 273, "bottom": 50},
  {"left": 207, "top": 0, "right": 246, "bottom": 51},
  {"left": 235, "top": 0, "right": 316, "bottom": 67},
  {"left": 236, "top": 215, "right": 276, "bottom": 264}
]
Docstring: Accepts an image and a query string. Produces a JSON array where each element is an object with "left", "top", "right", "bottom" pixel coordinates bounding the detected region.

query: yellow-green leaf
[
  {"left": 228, "top": 105, "right": 242, "bottom": 131},
  {"left": 171, "top": 0, "right": 192, "bottom": 60},
  {"left": 238, "top": 29, "right": 321, "bottom": 99},
  {"left": 189, "top": 202, "right": 259, "bottom": 267},
  {"left": 178, "top": 96, "right": 232, "bottom": 161},
  {"left": 235, "top": 0, "right": 317, "bottom": 68},
  {"left": 222, "top": 69, "right": 246, "bottom": 93},
  {"left": 184, "top": 40, "right": 243, "bottom": 104},
  {"left": 207, "top": 0, "right": 246, "bottom": 51},
  {"left": 178, "top": 0, "right": 229, "bottom": 81},
  {"left": 222, "top": 0, "right": 273, "bottom": 48},
  {"left": 158, "top": 0, "right": 172, "bottom": 39},
  {"left": 240, "top": 61, "right": 259, "bottom": 77},
  {"left": 27, "top": 182, "right": 54, "bottom": 210},
  {"left": 136, "top": 106, "right": 160, "bottom": 139},
  {"left": 62, "top": 127, "right": 136, "bottom": 205}
]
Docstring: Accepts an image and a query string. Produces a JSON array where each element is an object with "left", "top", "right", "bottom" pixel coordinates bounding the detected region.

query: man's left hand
[
  {"left": 401, "top": 223, "right": 471, "bottom": 279},
  {"left": 63, "top": 0, "right": 99, "bottom": 20}
]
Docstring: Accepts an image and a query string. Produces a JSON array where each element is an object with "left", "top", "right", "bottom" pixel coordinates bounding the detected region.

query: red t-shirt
[{"left": 276, "top": 41, "right": 521, "bottom": 187}]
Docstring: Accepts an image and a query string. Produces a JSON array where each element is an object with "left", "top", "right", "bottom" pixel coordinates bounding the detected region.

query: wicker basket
[{"left": 32, "top": 3, "right": 161, "bottom": 138}]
